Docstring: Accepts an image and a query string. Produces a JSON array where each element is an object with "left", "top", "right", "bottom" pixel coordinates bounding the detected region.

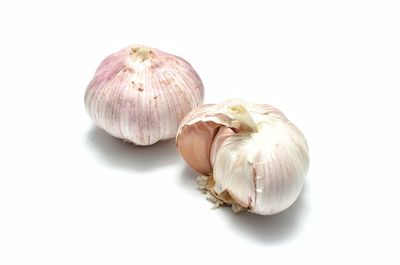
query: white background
[{"left": 1, "top": 0, "right": 399, "bottom": 264}]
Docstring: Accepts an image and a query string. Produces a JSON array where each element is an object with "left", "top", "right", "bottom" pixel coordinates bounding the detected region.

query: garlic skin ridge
[
  {"left": 176, "top": 99, "right": 309, "bottom": 215},
  {"left": 84, "top": 45, "right": 204, "bottom": 146}
]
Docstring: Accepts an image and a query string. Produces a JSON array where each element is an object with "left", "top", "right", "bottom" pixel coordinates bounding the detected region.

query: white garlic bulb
[
  {"left": 84, "top": 45, "right": 204, "bottom": 145},
  {"left": 176, "top": 99, "right": 309, "bottom": 215}
]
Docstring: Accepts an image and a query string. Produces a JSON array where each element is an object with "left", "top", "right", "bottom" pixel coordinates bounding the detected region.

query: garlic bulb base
[
  {"left": 197, "top": 175, "right": 245, "bottom": 213},
  {"left": 121, "top": 138, "right": 146, "bottom": 146}
]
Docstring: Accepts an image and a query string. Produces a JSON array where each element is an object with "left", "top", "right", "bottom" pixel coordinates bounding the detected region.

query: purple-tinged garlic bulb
[
  {"left": 84, "top": 45, "right": 204, "bottom": 145},
  {"left": 176, "top": 99, "right": 309, "bottom": 215}
]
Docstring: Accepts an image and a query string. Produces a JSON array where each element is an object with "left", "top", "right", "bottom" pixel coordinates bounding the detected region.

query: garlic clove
[
  {"left": 177, "top": 121, "right": 221, "bottom": 175},
  {"left": 209, "top": 126, "right": 236, "bottom": 168},
  {"left": 250, "top": 120, "right": 308, "bottom": 215},
  {"left": 212, "top": 133, "right": 257, "bottom": 209},
  {"left": 176, "top": 104, "right": 236, "bottom": 174},
  {"left": 84, "top": 44, "right": 204, "bottom": 146}
]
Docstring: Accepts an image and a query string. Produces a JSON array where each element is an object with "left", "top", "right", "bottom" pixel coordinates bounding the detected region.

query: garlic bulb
[
  {"left": 84, "top": 45, "right": 204, "bottom": 145},
  {"left": 176, "top": 99, "right": 309, "bottom": 215}
]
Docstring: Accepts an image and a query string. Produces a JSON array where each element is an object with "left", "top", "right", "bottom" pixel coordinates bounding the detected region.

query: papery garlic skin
[
  {"left": 84, "top": 45, "right": 204, "bottom": 145},
  {"left": 176, "top": 99, "right": 309, "bottom": 215}
]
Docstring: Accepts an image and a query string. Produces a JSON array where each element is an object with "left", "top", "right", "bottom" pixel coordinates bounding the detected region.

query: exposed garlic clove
[
  {"left": 176, "top": 104, "right": 236, "bottom": 175},
  {"left": 176, "top": 121, "right": 221, "bottom": 175},
  {"left": 176, "top": 99, "right": 309, "bottom": 215},
  {"left": 84, "top": 44, "right": 204, "bottom": 146},
  {"left": 212, "top": 133, "right": 257, "bottom": 209},
  {"left": 209, "top": 126, "right": 236, "bottom": 168},
  {"left": 252, "top": 141, "right": 307, "bottom": 215}
]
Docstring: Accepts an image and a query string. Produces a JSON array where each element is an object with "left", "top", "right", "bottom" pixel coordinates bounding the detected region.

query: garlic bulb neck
[
  {"left": 228, "top": 104, "right": 258, "bottom": 133},
  {"left": 131, "top": 47, "right": 153, "bottom": 61}
]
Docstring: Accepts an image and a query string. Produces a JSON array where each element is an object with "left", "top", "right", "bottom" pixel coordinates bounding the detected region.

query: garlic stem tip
[{"left": 228, "top": 104, "right": 258, "bottom": 133}]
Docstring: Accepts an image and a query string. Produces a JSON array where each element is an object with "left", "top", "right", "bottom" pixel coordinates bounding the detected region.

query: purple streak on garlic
[
  {"left": 84, "top": 45, "right": 204, "bottom": 145},
  {"left": 176, "top": 99, "right": 309, "bottom": 215}
]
